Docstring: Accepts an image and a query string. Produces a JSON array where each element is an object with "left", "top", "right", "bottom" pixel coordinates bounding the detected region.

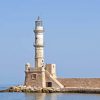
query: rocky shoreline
[
  {"left": 0, "top": 86, "right": 61, "bottom": 93},
  {"left": 1, "top": 85, "right": 100, "bottom": 94}
]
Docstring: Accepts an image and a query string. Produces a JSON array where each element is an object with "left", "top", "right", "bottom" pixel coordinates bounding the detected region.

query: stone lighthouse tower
[
  {"left": 25, "top": 17, "right": 46, "bottom": 88},
  {"left": 34, "top": 16, "right": 44, "bottom": 68},
  {"left": 24, "top": 17, "right": 64, "bottom": 88}
]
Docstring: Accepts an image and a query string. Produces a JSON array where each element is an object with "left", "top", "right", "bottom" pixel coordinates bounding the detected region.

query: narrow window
[{"left": 31, "top": 74, "right": 36, "bottom": 80}]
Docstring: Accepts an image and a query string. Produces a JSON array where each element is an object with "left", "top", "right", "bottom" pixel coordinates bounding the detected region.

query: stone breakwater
[
  {"left": 1, "top": 85, "right": 100, "bottom": 93},
  {"left": 0, "top": 86, "right": 61, "bottom": 93}
]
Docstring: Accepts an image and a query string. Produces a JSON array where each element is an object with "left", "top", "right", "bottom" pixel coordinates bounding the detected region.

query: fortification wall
[{"left": 58, "top": 78, "right": 100, "bottom": 88}]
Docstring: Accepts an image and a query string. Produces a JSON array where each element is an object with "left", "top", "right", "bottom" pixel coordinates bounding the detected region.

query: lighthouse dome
[{"left": 25, "top": 63, "right": 31, "bottom": 67}]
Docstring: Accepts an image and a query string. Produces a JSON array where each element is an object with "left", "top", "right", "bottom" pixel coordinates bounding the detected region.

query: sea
[{"left": 1, "top": 85, "right": 100, "bottom": 100}]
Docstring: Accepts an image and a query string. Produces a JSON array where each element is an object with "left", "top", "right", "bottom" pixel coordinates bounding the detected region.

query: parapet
[
  {"left": 25, "top": 63, "right": 31, "bottom": 72},
  {"left": 45, "top": 64, "right": 57, "bottom": 78}
]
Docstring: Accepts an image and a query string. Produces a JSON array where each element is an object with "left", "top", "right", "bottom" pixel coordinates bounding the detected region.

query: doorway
[{"left": 46, "top": 82, "right": 52, "bottom": 87}]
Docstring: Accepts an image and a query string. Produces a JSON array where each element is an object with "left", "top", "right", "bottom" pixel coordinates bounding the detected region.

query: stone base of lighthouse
[{"left": 24, "top": 63, "right": 64, "bottom": 88}]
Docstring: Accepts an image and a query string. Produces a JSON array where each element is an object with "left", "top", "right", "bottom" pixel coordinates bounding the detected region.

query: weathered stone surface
[
  {"left": 1, "top": 85, "right": 100, "bottom": 94},
  {"left": 58, "top": 78, "right": 100, "bottom": 88}
]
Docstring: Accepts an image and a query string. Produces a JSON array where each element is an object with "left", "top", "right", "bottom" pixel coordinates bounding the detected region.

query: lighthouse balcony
[
  {"left": 34, "top": 30, "right": 44, "bottom": 33},
  {"left": 34, "top": 44, "right": 44, "bottom": 47}
]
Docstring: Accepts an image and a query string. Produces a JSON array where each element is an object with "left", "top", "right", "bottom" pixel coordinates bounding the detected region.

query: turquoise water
[{"left": 1, "top": 86, "right": 100, "bottom": 100}]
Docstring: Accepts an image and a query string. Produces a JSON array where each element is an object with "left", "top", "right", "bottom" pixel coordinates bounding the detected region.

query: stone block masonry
[{"left": 24, "top": 17, "right": 64, "bottom": 88}]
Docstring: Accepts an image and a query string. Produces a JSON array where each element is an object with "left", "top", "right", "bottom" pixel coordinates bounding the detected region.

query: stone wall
[
  {"left": 58, "top": 78, "right": 100, "bottom": 88},
  {"left": 45, "top": 64, "right": 57, "bottom": 78},
  {"left": 45, "top": 71, "right": 64, "bottom": 88},
  {"left": 25, "top": 70, "right": 44, "bottom": 87}
]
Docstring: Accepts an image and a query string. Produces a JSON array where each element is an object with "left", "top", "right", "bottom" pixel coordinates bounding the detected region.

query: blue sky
[{"left": 0, "top": 0, "right": 100, "bottom": 85}]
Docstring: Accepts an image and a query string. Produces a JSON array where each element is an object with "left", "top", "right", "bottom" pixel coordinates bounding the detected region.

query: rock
[
  {"left": 2, "top": 85, "right": 100, "bottom": 93},
  {"left": 41, "top": 87, "right": 57, "bottom": 93}
]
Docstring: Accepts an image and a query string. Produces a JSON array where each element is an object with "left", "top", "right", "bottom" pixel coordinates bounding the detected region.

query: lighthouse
[
  {"left": 24, "top": 17, "right": 64, "bottom": 88},
  {"left": 34, "top": 16, "right": 44, "bottom": 68}
]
